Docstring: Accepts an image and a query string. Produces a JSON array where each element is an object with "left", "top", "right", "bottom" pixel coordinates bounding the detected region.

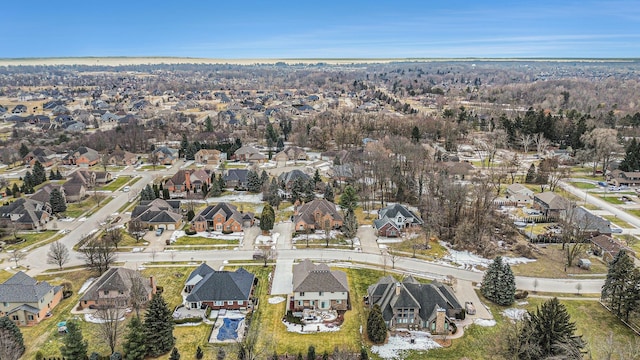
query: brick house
[
  {"left": 191, "top": 202, "right": 254, "bottom": 233},
  {"left": 183, "top": 264, "right": 257, "bottom": 310},
  {"left": 293, "top": 198, "right": 343, "bottom": 232},
  {"left": 288, "top": 259, "right": 349, "bottom": 314}
]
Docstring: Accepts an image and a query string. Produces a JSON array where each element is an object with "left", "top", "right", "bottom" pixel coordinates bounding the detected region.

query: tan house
[
  {"left": 288, "top": 259, "right": 349, "bottom": 314},
  {"left": 131, "top": 198, "right": 183, "bottom": 230},
  {"left": 62, "top": 146, "right": 100, "bottom": 167},
  {"left": 0, "top": 272, "right": 63, "bottom": 326},
  {"left": 79, "top": 267, "right": 156, "bottom": 310},
  {"left": 233, "top": 145, "right": 266, "bottom": 163},
  {"left": 607, "top": 170, "right": 640, "bottom": 187},
  {"left": 591, "top": 235, "right": 633, "bottom": 262},
  {"left": 192, "top": 202, "right": 254, "bottom": 233},
  {"left": 293, "top": 198, "right": 343, "bottom": 232},
  {"left": 194, "top": 149, "right": 223, "bottom": 165}
]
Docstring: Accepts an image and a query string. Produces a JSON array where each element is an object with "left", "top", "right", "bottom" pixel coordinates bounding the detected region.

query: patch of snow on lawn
[
  {"left": 206, "top": 192, "right": 264, "bottom": 204},
  {"left": 256, "top": 232, "right": 279, "bottom": 245},
  {"left": 502, "top": 308, "right": 528, "bottom": 321},
  {"left": 292, "top": 230, "right": 342, "bottom": 243},
  {"left": 371, "top": 331, "right": 441, "bottom": 359},
  {"left": 78, "top": 278, "right": 95, "bottom": 294},
  {"left": 283, "top": 321, "right": 341, "bottom": 333},
  {"left": 268, "top": 297, "right": 285, "bottom": 304},
  {"left": 474, "top": 319, "right": 497, "bottom": 327},
  {"left": 440, "top": 241, "right": 536, "bottom": 270}
]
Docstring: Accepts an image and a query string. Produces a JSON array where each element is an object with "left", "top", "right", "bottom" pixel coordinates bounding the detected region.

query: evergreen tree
[
  {"left": 360, "top": 347, "right": 369, "bottom": 360},
  {"left": 0, "top": 315, "right": 25, "bottom": 360},
  {"left": 342, "top": 209, "right": 358, "bottom": 239},
  {"left": 60, "top": 321, "right": 88, "bottom": 360},
  {"left": 366, "top": 304, "right": 387, "bottom": 344},
  {"left": 276, "top": 137, "right": 285, "bottom": 152},
  {"left": 32, "top": 161, "right": 46, "bottom": 185},
  {"left": 411, "top": 125, "right": 421, "bottom": 143},
  {"left": 313, "top": 169, "right": 322, "bottom": 185},
  {"left": 307, "top": 345, "right": 316, "bottom": 360},
  {"left": 49, "top": 169, "right": 56, "bottom": 181},
  {"left": 260, "top": 170, "right": 269, "bottom": 187},
  {"left": 195, "top": 346, "right": 204, "bottom": 360},
  {"left": 144, "top": 293, "right": 175, "bottom": 357},
  {"left": 324, "top": 184, "right": 334, "bottom": 203},
  {"left": 516, "top": 298, "right": 583, "bottom": 359},
  {"left": 169, "top": 347, "right": 181, "bottom": 360},
  {"left": 162, "top": 188, "right": 170, "bottom": 199},
  {"left": 602, "top": 250, "right": 636, "bottom": 318},
  {"left": 217, "top": 173, "right": 226, "bottom": 190},
  {"left": 49, "top": 188, "right": 67, "bottom": 214},
  {"left": 260, "top": 204, "right": 275, "bottom": 232},
  {"left": 141, "top": 184, "right": 156, "bottom": 201},
  {"left": 291, "top": 176, "right": 305, "bottom": 204},
  {"left": 247, "top": 170, "right": 261, "bottom": 193},
  {"left": 122, "top": 316, "right": 147, "bottom": 360},
  {"left": 481, "top": 256, "right": 516, "bottom": 306},
  {"left": 23, "top": 171, "right": 34, "bottom": 188},
  {"left": 19, "top": 143, "right": 29, "bottom": 158},
  {"left": 303, "top": 179, "right": 316, "bottom": 203},
  {"left": 56, "top": 169, "right": 63, "bottom": 180},
  {"left": 525, "top": 163, "right": 536, "bottom": 184},
  {"left": 339, "top": 185, "right": 358, "bottom": 212},
  {"left": 263, "top": 178, "right": 281, "bottom": 208},
  {"left": 205, "top": 116, "right": 214, "bottom": 132},
  {"left": 209, "top": 176, "right": 222, "bottom": 197},
  {"left": 619, "top": 138, "right": 640, "bottom": 172},
  {"left": 5, "top": 186, "right": 12, "bottom": 196},
  {"left": 110, "top": 352, "right": 122, "bottom": 360},
  {"left": 12, "top": 183, "right": 20, "bottom": 198}
]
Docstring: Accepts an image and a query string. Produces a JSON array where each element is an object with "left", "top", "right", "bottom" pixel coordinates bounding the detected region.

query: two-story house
[
  {"left": 191, "top": 202, "right": 254, "bottom": 233},
  {"left": 288, "top": 259, "right": 349, "bottom": 315},
  {"left": 0, "top": 272, "right": 62, "bottom": 326},
  {"left": 79, "top": 267, "right": 156, "bottom": 310},
  {"left": 374, "top": 204, "right": 424, "bottom": 237},
  {"left": 183, "top": 264, "right": 257, "bottom": 311},
  {"left": 293, "top": 199, "right": 343, "bottom": 232}
]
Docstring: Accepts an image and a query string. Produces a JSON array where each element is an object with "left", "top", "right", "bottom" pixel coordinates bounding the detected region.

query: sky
[{"left": 1, "top": 0, "right": 639, "bottom": 59}]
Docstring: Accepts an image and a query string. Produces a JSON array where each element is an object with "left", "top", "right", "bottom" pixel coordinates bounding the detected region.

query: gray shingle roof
[
  {"left": 185, "top": 266, "right": 255, "bottom": 303},
  {"left": 0, "top": 271, "right": 57, "bottom": 303},
  {"left": 80, "top": 267, "right": 153, "bottom": 302},
  {"left": 292, "top": 259, "right": 349, "bottom": 293}
]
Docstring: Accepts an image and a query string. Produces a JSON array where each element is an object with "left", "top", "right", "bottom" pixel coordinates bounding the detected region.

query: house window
[
  {"left": 190, "top": 302, "right": 198, "bottom": 309},
  {"left": 319, "top": 292, "right": 323, "bottom": 296},
  {"left": 216, "top": 224, "right": 222, "bottom": 231},
  {"left": 299, "top": 301, "right": 303, "bottom": 306},
  {"left": 103, "top": 290, "right": 109, "bottom": 295},
  {"left": 227, "top": 301, "right": 233, "bottom": 305},
  {"left": 337, "top": 300, "right": 342, "bottom": 304},
  {"left": 27, "top": 315, "right": 34, "bottom": 321},
  {"left": 214, "top": 301, "right": 224, "bottom": 306},
  {"left": 12, "top": 315, "right": 18, "bottom": 321},
  {"left": 299, "top": 224, "right": 305, "bottom": 230},
  {"left": 238, "top": 301, "right": 244, "bottom": 306},
  {"left": 299, "top": 292, "right": 305, "bottom": 297}
]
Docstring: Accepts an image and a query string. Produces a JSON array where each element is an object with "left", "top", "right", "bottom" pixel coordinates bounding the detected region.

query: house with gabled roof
[
  {"left": 278, "top": 169, "right": 311, "bottom": 191},
  {"left": 131, "top": 198, "right": 183, "bottom": 230},
  {"left": 183, "top": 264, "right": 257, "bottom": 310},
  {"left": 288, "top": 259, "right": 349, "bottom": 314},
  {"left": 194, "top": 149, "right": 224, "bottom": 166},
  {"left": 533, "top": 192, "right": 569, "bottom": 218},
  {"left": 224, "top": 169, "right": 249, "bottom": 189},
  {"left": 293, "top": 198, "right": 343, "bottom": 232},
  {"left": 374, "top": 204, "right": 423, "bottom": 237},
  {"left": 23, "top": 147, "right": 56, "bottom": 167},
  {"left": 191, "top": 202, "right": 254, "bottom": 233},
  {"left": 79, "top": 267, "right": 156, "bottom": 310},
  {"left": 233, "top": 145, "right": 266, "bottom": 163},
  {"left": 0, "top": 272, "right": 62, "bottom": 326},
  {"left": 152, "top": 146, "right": 179, "bottom": 165},
  {"left": 29, "top": 184, "right": 64, "bottom": 204},
  {"left": 165, "top": 169, "right": 212, "bottom": 197},
  {"left": 591, "top": 235, "right": 633, "bottom": 262},
  {"left": 505, "top": 183, "right": 534, "bottom": 206},
  {"left": 367, "top": 276, "right": 462, "bottom": 334},
  {"left": 62, "top": 146, "right": 100, "bottom": 167},
  {"left": 0, "top": 198, "right": 52, "bottom": 230}
]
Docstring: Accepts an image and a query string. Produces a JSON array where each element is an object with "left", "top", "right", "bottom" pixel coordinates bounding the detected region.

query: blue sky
[{"left": 1, "top": 0, "right": 639, "bottom": 58}]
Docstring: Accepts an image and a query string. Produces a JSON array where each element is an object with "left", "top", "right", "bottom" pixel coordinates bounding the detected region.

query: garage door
[{"left": 167, "top": 224, "right": 175, "bottom": 230}]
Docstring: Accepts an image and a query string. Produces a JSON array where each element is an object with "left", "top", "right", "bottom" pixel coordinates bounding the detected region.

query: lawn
[
  {"left": 628, "top": 209, "right": 640, "bottom": 218},
  {"left": 2, "top": 230, "right": 64, "bottom": 250},
  {"left": 597, "top": 195, "right": 625, "bottom": 205},
  {"left": 65, "top": 194, "right": 113, "bottom": 218},
  {"left": 603, "top": 215, "right": 634, "bottom": 228},
  {"left": 568, "top": 181, "right": 597, "bottom": 190},
  {"left": 173, "top": 236, "right": 240, "bottom": 246},
  {"left": 390, "top": 235, "right": 449, "bottom": 260},
  {"left": 98, "top": 176, "right": 132, "bottom": 191},
  {"left": 511, "top": 244, "right": 608, "bottom": 279}
]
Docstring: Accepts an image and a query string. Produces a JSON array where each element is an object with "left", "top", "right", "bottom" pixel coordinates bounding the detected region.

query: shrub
[
  {"left": 285, "top": 311, "right": 303, "bottom": 324},
  {"left": 173, "top": 316, "right": 202, "bottom": 324},
  {"left": 184, "top": 228, "right": 197, "bottom": 235},
  {"left": 514, "top": 290, "right": 529, "bottom": 300},
  {"left": 155, "top": 285, "right": 164, "bottom": 294}
]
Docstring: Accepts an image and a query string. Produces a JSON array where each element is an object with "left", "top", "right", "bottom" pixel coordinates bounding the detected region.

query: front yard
[
  {"left": 511, "top": 243, "right": 608, "bottom": 278},
  {"left": 1, "top": 230, "right": 64, "bottom": 250}
]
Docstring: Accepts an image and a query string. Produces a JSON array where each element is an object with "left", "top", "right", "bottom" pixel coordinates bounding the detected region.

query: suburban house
[
  {"left": 194, "top": 149, "right": 224, "bottom": 165},
  {"left": 591, "top": 235, "right": 633, "bottom": 262},
  {"left": 62, "top": 146, "right": 100, "bottom": 167},
  {"left": 183, "top": 264, "right": 257, "bottom": 310},
  {"left": 533, "top": 192, "right": 569, "bottom": 218},
  {"left": 152, "top": 146, "right": 179, "bottom": 165},
  {"left": 30, "top": 184, "right": 65, "bottom": 204},
  {"left": 505, "top": 183, "right": 534, "bottom": 205},
  {"left": 191, "top": 202, "right": 254, "bottom": 233},
  {"left": 62, "top": 169, "right": 111, "bottom": 202},
  {"left": 224, "top": 169, "right": 249, "bottom": 189},
  {"left": 0, "top": 198, "right": 52, "bottom": 230},
  {"left": 233, "top": 145, "right": 266, "bottom": 163},
  {"left": 562, "top": 205, "right": 612, "bottom": 235},
  {"left": 274, "top": 146, "right": 308, "bottom": 166},
  {"left": 374, "top": 204, "right": 424, "bottom": 237},
  {"left": 367, "top": 276, "right": 463, "bottom": 334},
  {"left": 288, "top": 259, "right": 349, "bottom": 314},
  {"left": 278, "top": 169, "right": 311, "bottom": 190},
  {"left": 0, "top": 272, "right": 62, "bottom": 326},
  {"left": 107, "top": 149, "right": 138, "bottom": 166},
  {"left": 607, "top": 170, "right": 640, "bottom": 187},
  {"left": 23, "top": 147, "right": 56, "bottom": 167},
  {"left": 78, "top": 267, "right": 156, "bottom": 310},
  {"left": 293, "top": 198, "right": 343, "bottom": 232},
  {"left": 131, "top": 198, "right": 183, "bottom": 230},
  {"left": 165, "top": 169, "right": 212, "bottom": 197}
]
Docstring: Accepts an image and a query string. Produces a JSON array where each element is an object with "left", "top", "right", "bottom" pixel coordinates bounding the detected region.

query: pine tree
[
  {"left": 602, "top": 250, "right": 636, "bottom": 318},
  {"left": 0, "top": 315, "right": 25, "bottom": 360},
  {"left": 307, "top": 345, "right": 316, "bottom": 360},
  {"left": 32, "top": 161, "right": 46, "bottom": 185},
  {"left": 525, "top": 163, "right": 536, "bottom": 184},
  {"left": 49, "top": 169, "right": 56, "bottom": 181},
  {"left": 303, "top": 179, "right": 316, "bottom": 203},
  {"left": 60, "top": 321, "right": 88, "bottom": 360},
  {"left": 247, "top": 170, "right": 261, "bottom": 193},
  {"left": 518, "top": 297, "right": 583, "bottom": 358},
  {"left": 619, "top": 138, "right": 640, "bottom": 172},
  {"left": 12, "top": 183, "right": 20, "bottom": 198},
  {"left": 56, "top": 169, "right": 63, "bottom": 180},
  {"left": 144, "top": 293, "right": 175, "bottom": 357},
  {"left": 411, "top": 125, "right": 421, "bottom": 143},
  {"left": 169, "top": 347, "right": 181, "bottom": 360},
  {"left": 313, "top": 169, "right": 322, "bottom": 185},
  {"left": 19, "top": 143, "right": 29, "bottom": 158},
  {"left": 260, "top": 204, "right": 275, "bottom": 232},
  {"left": 23, "top": 171, "right": 34, "bottom": 188},
  {"left": 367, "top": 304, "right": 387, "bottom": 344},
  {"left": 260, "top": 170, "right": 269, "bottom": 186},
  {"left": 342, "top": 209, "right": 358, "bottom": 239},
  {"left": 291, "top": 176, "right": 305, "bottom": 203},
  {"left": 122, "top": 313, "right": 146, "bottom": 360},
  {"left": 263, "top": 178, "right": 281, "bottom": 208},
  {"left": 141, "top": 184, "right": 156, "bottom": 201},
  {"left": 49, "top": 188, "right": 67, "bottom": 214},
  {"left": 195, "top": 346, "right": 204, "bottom": 360},
  {"left": 339, "top": 185, "right": 358, "bottom": 212},
  {"left": 324, "top": 184, "right": 334, "bottom": 203},
  {"left": 481, "top": 256, "right": 516, "bottom": 306},
  {"left": 205, "top": 116, "right": 214, "bottom": 132}
]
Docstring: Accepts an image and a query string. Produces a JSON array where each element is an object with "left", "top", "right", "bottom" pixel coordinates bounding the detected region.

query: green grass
[
  {"left": 597, "top": 195, "right": 625, "bottom": 205},
  {"left": 387, "top": 236, "right": 448, "bottom": 260},
  {"left": 174, "top": 236, "right": 240, "bottom": 246},
  {"left": 569, "top": 181, "right": 597, "bottom": 189},
  {"left": 603, "top": 215, "right": 634, "bottom": 228},
  {"left": 628, "top": 209, "right": 640, "bottom": 218},
  {"left": 98, "top": 176, "right": 132, "bottom": 191},
  {"left": 0, "top": 269, "right": 13, "bottom": 283},
  {"left": 1, "top": 231, "right": 64, "bottom": 250},
  {"left": 140, "top": 266, "right": 196, "bottom": 309}
]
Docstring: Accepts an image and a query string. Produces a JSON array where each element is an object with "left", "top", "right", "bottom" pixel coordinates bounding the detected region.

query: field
[
  {"left": 568, "top": 181, "right": 597, "bottom": 189},
  {"left": 511, "top": 244, "right": 608, "bottom": 278},
  {"left": 65, "top": 194, "right": 113, "bottom": 218}
]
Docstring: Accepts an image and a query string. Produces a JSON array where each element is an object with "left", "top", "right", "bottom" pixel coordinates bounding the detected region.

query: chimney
[
  {"left": 435, "top": 307, "right": 447, "bottom": 334},
  {"left": 150, "top": 276, "right": 157, "bottom": 294},
  {"left": 395, "top": 283, "right": 401, "bottom": 296}
]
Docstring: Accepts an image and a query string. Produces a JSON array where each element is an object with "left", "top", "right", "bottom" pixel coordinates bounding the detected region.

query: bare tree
[
  {"left": 150, "top": 248, "right": 158, "bottom": 262},
  {"left": 81, "top": 236, "right": 117, "bottom": 275},
  {"left": 11, "top": 251, "right": 26, "bottom": 268},
  {"left": 387, "top": 249, "right": 399, "bottom": 269},
  {"left": 128, "top": 220, "right": 145, "bottom": 243},
  {"left": 149, "top": 150, "right": 160, "bottom": 171},
  {"left": 127, "top": 271, "right": 149, "bottom": 318},
  {"left": 533, "top": 133, "right": 550, "bottom": 157},
  {"left": 581, "top": 128, "right": 623, "bottom": 176},
  {"left": 96, "top": 307, "right": 124, "bottom": 355},
  {"left": 104, "top": 228, "right": 123, "bottom": 249},
  {"left": 520, "top": 133, "right": 533, "bottom": 154},
  {"left": 46, "top": 241, "right": 70, "bottom": 270},
  {"left": 257, "top": 245, "right": 276, "bottom": 267}
]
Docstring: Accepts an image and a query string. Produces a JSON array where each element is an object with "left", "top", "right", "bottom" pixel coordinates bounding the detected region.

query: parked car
[
  {"left": 465, "top": 301, "right": 476, "bottom": 315},
  {"left": 123, "top": 186, "right": 130, "bottom": 192},
  {"left": 155, "top": 228, "right": 164, "bottom": 236}
]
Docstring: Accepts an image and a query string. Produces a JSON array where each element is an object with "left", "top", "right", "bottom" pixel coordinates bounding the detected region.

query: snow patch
[
  {"left": 78, "top": 278, "right": 95, "bottom": 294},
  {"left": 206, "top": 192, "right": 264, "bottom": 204},
  {"left": 371, "top": 331, "right": 441, "bottom": 359},
  {"left": 440, "top": 241, "right": 536, "bottom": 271},
  {"left": 502, "top": 308, "right": 528, "bottom": 321},
  {"left": 268, "top": 297, "right": 286, "bottom": 304},
  {"left": 283, "top": 321, "right": 341, "bottom": 333},
  {"left": 474, "top": 319, "right": 496, "bottom": 327}
]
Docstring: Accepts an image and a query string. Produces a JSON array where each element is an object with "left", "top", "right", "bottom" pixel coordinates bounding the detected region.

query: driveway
[
  {"left": 453, "top": 279, "right": 492, "bottom": 320},
  {"left": 357, "top": 225, "right": 380, "bottom": 254},
  {"left": 241, "top": 226, "right": 260, "bottom": 250},
  {"left": 271, "top": 258, "right": 293, "bottom": 295},
  {"left": 274, "top": 222, "right": 293, "bottom": 250}
]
